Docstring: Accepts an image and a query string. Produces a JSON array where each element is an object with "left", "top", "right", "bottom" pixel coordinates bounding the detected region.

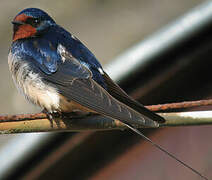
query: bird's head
[{"left": 12, "top": 8, "right": 56, "bottom": 41}]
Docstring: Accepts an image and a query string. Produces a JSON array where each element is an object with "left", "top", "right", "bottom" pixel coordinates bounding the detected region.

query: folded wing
[{"left": 39, "top": 53, "right": 159, "bottom": 128}]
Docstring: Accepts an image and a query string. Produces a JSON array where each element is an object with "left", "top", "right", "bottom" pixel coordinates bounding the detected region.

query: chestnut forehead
[{"left": 14, "top": 13, "right": 31, "bottom": 22}]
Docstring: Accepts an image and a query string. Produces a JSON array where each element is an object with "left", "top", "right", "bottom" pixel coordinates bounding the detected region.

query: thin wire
[{"left": 125, "top": 124, "right": 208, "bottom": 180}]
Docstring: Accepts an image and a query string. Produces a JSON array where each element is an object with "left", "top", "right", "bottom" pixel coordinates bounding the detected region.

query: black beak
[{"left": 11, "top": 21, "right": 25, "bottom": 25}]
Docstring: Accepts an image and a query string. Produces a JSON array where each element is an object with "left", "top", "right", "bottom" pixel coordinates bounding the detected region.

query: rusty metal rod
[
  {"left": 0, "top": 99, "right": 212, "bottom": 123},
  {"left": 0, "top": 110, "right": 211, "bottom": 134}
]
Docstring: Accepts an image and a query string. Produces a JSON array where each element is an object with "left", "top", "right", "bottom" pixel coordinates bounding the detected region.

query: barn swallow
[
  {"left": 8, "top": 8, "right": 208, "bottom": 180},
  {"left": 9, "top": 8, "right": 164, "bottom": 128}
]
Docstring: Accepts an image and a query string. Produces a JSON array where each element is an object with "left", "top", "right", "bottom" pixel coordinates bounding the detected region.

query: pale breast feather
[{"left": 8, "top": 51, "right": 61, "bottom": 112}]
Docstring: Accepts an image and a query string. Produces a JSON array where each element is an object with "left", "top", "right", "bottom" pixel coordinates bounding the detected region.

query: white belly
[{"left": 8, "top": 52, "right": 60, "bottom": 112}]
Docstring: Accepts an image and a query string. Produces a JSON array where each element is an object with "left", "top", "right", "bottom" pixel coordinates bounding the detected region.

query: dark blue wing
[
  {"left": 36, "top": 50, "right": 158, "bottom": 127},
  {"left": 44, "top": 26, "right": 107, "bottom": 89}
]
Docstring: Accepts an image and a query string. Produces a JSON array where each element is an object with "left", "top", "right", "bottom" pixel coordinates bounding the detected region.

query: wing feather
[
  {"left": 102, "top": 71, "right": 165, "bottom": 123},
  {"left": 44, "top": 73, "right": 158, "bottom": 127}
]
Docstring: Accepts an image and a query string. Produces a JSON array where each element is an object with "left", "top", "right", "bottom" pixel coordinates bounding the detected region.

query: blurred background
[{"left": 0, "top": 0, "right": 212, "bottom": 180}]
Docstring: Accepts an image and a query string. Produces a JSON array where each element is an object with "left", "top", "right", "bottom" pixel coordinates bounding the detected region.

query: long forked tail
[{"left": 124, "top": 123, "right": 208, "bottom": 180}]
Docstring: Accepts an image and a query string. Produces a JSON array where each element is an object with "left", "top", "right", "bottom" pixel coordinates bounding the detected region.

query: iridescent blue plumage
[{"left": 17, "top": 8, "right": 55, "bottom": 23}]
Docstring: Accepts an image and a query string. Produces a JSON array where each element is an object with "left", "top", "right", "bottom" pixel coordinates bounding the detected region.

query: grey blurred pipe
[
  {"left": 1, "top": 1, "right": 212, "bottom": 179},
  {"left": 0, "top": 133, "right": 56, "bottom": 179},
  {"left": 105, "top": 1, "right": 212, "bottom": 82}
]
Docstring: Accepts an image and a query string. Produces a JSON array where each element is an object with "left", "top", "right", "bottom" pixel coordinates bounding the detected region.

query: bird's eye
[{"left": 26, "top": 18, "right": 41, "bottom": 27}]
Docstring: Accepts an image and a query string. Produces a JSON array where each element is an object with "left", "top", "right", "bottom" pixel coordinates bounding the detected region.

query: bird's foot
[{"left": 42, "top": 109, "right": 62, "bottom": 128}]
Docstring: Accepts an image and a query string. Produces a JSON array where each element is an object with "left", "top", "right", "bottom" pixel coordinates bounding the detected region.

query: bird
[
  {"left": 8, "top": 8, "right": 208, "bottom": 180},
  {"left": 9, "top": 8, "right": 165, "bottom": 128}
]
